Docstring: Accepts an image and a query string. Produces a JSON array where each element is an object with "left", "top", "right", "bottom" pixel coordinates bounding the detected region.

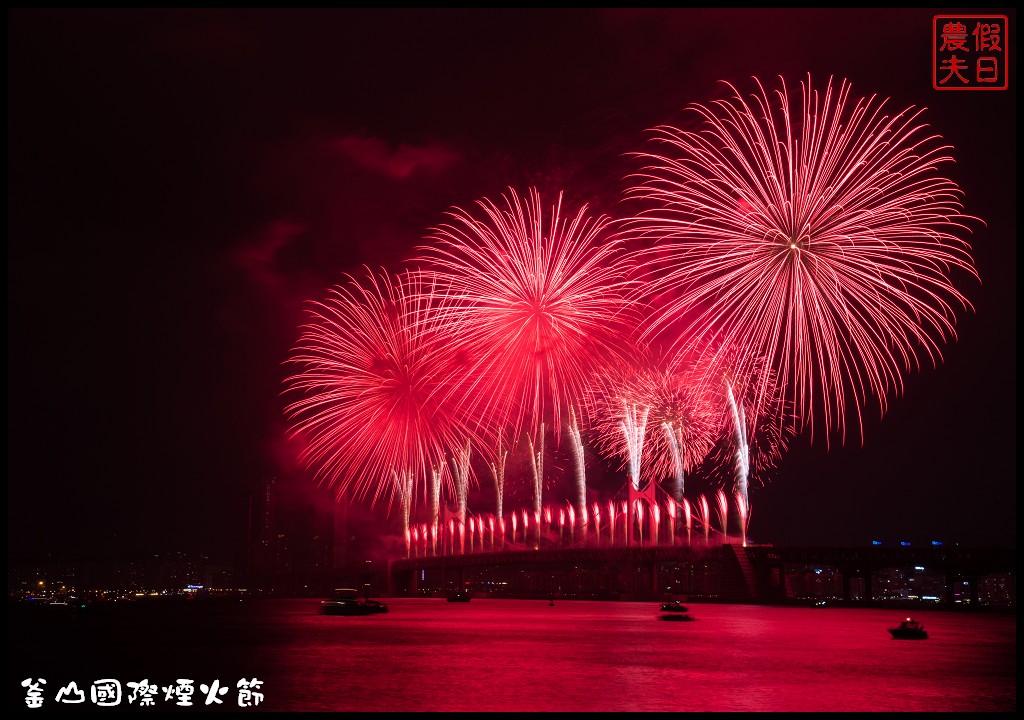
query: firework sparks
[
  {"left": 590, "top": 351, "right": 716, "bottom": 496},
  {"left": 622, "top": 403, "right": 650, "bottom": 492},
  {"left": 489, "top": 433, "right": 508, "bottom": 519},
  {"left": 626, "top": 74, "right": 979, "bottom": 445},
  {"left": 283, "top": 269, "right": 476, "bottom": 512},
  {"left": 414, "top": 187, "right": 634, "bottom": 444},
  {"left": 566, "top": 405, "right": 588, "bottom": 510},
  {"left": 397, "top": 469, "right": 413, "bottom": 556},
  {"left": 716, "top": 489, "right": 730, "bottom": 544},
  {"left": 691, "top": 340, "right": 792, "bottom": 518},
  {"left": 725, "top": 381, "right": 750, "bottom": 508},
  {"left": 682, "top": 497, "right": 692, "bottom": 546},
  {"left": 699, "top": 495, "right": 711, "bottom": 544},
  {"left": 450, "top": 440, "right": 471, "bottom": 529},
  {"left": 527, "top": 424, "right": 545, "bottom": 516},
  {"left": 736, "top": 492, "right": 750, "bottom": 548},
  {"left": 643, "top": 354, "right": 717, "bottom": 500}
]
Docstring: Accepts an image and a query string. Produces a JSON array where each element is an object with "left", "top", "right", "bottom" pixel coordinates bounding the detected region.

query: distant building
[{"left": 246, "top": 475, "right": 337, "bottom": 594}]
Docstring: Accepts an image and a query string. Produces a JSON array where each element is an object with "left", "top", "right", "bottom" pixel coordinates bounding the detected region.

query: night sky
[{"left": 8, "top": 9, "right": 1016, "bottom": 566}]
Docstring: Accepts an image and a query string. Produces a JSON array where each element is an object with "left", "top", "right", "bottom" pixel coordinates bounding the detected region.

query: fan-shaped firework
[
  {"left": 588, "top": 370, "right": 650, "bottom": 491},
  {"left": 626, "top": 75, "right": 979, "bottom": 445},
  {"left": 688, "top": 338, "right": 791, "bottom": 499},
  {"left": 588, "top": 351, "right": 717, "bottom": 498},
  {"left": 413, "top": 187, "right": 634, "bottom": 444},
  {"left": 645, "top": 356, "right": 718, "bottom": 495},
  {"left": 282, "top": 268, "right": 475, "bottom": 510}
]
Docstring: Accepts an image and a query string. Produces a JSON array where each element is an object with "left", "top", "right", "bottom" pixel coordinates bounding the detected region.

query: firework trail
[
  {"left": 725, "top": 381, "right": 750, "bottom": 508},
  {"left": 283, "top": 269, "right": 476, "bottom": 512},
  {"left": 664, "top": 423, "right": 683, "bottom": 500},
  {"left": 622, "top": 403, "right": 650, "bottom": 491},
  {"left": 589, "top": 362, "right": 649, "bottom": 490},
  {"left": 489, "top": 434, "right": 508, "bottom": 519},
  {"left": 645, "top": 354, "right": 717, "bottom": 501},
  {"left": 699, "top": 495, "right": 711, "bottom": 544},
  {"left": 736, "top": 492, "right": 750, "bottom": 548},
  {"left": 414, "top": 187, "right": 634, "bottom": 448},
  {"left": 450, "top": 440, "right": 471, "bottom": 524},
  {"left": 527, "top": 424, "right": 545, "bottom": 517},
  {"left": 682, "top": 497, "right": 692, "bottom": 546},
  {"left": 397, "top": 469, "right": 413, "bottom": 556},
  {"left": 626, "top": 74, "right": 979, "bottom": 446},
  {"left": 690, "top": 339, "right": 791, "bottom": 512},
  {"left": 716, "top": 489, "right": 730, "bottom": 544},
  {"left": 591, "top": 351, "right": 716, "bottom": 498},
  {"left": 430, "top": 465, "right": 442, "bottom": 554},
  {"left": 567, "top": 405, "right": 587, "bottom": 510}
]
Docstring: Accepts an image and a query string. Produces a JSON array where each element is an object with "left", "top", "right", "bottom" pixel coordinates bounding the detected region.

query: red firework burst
[
  {"left": 647, "top": 352, "right": 719, "bottom": 482},
  {"left": 282, "top": 268, "right": 476, "bottom": 510},
  {"left": 412, "top": 187, "right": 634, "bottom": 444},
  {"left": 587, "top": 350, "right": 718, "bottom": 493},
  {"left": 625, "top": 75, "right": 979, "bottom": 445},
  {"left": 686, "top": 338, "right": 792, "bottom": 488}
]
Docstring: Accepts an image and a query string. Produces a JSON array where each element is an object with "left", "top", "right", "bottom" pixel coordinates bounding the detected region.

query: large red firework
[
  {"left": 412, "top": 187, "right": 634, "bottom": 446},
  {"left": 282, "top": 268, "right": 476, "bottom": 510},
  {"left": 625, "top": 75, "right": 979, "bottom": 445}
]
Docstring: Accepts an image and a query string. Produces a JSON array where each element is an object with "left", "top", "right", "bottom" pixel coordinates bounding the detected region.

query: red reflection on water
[{"left": 258, "top": 600, "right": 1015, "bottom": 712}]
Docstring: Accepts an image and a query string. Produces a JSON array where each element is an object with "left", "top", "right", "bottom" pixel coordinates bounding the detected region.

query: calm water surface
[{"left": 9, "top": 598, "right": 1016, "bottom": 712}]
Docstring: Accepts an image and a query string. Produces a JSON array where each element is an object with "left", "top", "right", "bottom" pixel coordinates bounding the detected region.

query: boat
[
  {"left": 660, "top": 600, "right": 689, "bottom": 612},
  {"left": 447, "top": 591, "right": 471, "bottom": 603},
  {"left": 320, "top": 598, "right": 388, "bottom": 615},
  {"left": 320, "top": 588, "right": 388, "bottom": 616},
  {"left": 660, "top": 613, "right": 695, "bottom": 622},
  {"left": 888, "top": 618, "right": 927, "bottom": 639}
]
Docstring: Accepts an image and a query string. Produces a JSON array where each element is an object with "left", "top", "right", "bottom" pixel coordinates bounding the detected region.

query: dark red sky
[{"left": 8, "top": 9, "right": 1016, "bottom": 563}]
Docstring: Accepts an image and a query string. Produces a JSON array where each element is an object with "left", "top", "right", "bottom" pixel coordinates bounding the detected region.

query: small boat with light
[
  {"left": 320, "top": 588, "right": 388, "bottom": 616},
  {"left": 888, "top": 618, "right": 927, "bottom": 639},
  {"left": 320, "top": 598, "right": 388, "bottom": 615},
  {"left": 660, "top": 600, "right": 689, "bottom": 612}
]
